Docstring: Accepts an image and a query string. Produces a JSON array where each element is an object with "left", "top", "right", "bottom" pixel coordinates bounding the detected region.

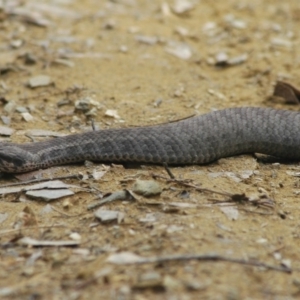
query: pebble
[
  {"left": 172, "top": 0, "right": 195, "bottom": 15},
  {"left": 165, "top": 41, "right": 192, "bottom": 60},
  {"left": 28, "top": 75, "right": 53, "bottom": 88},
  {"left": 134, "top": 271, "right": 162, "bottom": 289},
  {"left": 1, "top": 116, "right": 11, "bottom": 125},
  {"left": 21, "top": 112, "right": 34, "bottom": 122},
  {"left": 4, "top": 101, "right": 16, "bottom": 113},
  {"left": 95, "top": 210, "right": 124, "bottom": 223},
  {"left": 132, "top": 180, "right": 162, "bottom": 197},
  {"left": 75, "top": 97, "right": 101, "bottom": 112},
  {"left": 135, "top": 35, "right": 158, "bottom": 45},
  {"left": 0, "top": 126, "right": 14, "bottom": 136},
  {"left": 271, "top": 37, "right": 293, "bottom": 48},
  {"left": 10, "top": 39, "right": 23, "bottom": 48},
  {"left": 16, "top": 106, "right": 28, "bottom": 113},
  {"left": 105, "top": 109, "right": 120, "bottom": 119}
]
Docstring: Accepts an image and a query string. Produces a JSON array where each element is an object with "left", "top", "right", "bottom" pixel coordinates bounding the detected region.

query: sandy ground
[{"left": 1, "top": 0, "right": 300, "bottom": 299}]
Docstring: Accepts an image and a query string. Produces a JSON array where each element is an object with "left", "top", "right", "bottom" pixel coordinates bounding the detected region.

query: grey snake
[{"left": 0, "top": 107, "right": 300, "bottom": 173}]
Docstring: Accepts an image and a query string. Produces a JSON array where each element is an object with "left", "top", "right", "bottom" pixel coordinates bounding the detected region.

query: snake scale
[{"left": 0, "top": 107, "right": 300, "bottom": 173}]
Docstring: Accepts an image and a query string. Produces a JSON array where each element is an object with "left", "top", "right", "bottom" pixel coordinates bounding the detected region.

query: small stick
[
  {"left": 0, "top": 224, "right": 67, "bottom": 236},
  {"left": 152, "top": 173, "right": 232, "bottom": 197},
  {"left": 154, "top": 173, "right": 274, "bottom": 210},
  {"left": 163, "top": 162, "right": 175, "bottom": 179},
  {"left": 109, "top": 253, "right": 291, "bottom": 273},
  {"left": 91, "top": 119, "right": 96, "bottom": 131},
  {"left": 87, "top": 190, "right": 129, "bottom": 210}
]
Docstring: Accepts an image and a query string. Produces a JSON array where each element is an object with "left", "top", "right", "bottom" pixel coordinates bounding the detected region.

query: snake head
[{"left": 0, "top": 143, "right": 33, "bottom": 173}]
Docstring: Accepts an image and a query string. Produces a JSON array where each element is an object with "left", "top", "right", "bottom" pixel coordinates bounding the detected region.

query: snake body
[{"left": 1, "top": 107, "right": 300, "bottom": 173}]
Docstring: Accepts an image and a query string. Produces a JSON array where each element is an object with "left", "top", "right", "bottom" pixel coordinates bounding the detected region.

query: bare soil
[{"left": 1, "top": 0, "right": 300, "bottom": 299}]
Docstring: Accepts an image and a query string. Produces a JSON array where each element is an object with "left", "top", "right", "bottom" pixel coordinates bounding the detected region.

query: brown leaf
[{"left": 273, "top": 81, "right": 300, "bottom": 104}]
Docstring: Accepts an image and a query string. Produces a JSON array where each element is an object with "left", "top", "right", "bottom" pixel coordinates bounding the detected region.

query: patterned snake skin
[{"left": 0, "top": 107, "right": 300, "bottom": 173}]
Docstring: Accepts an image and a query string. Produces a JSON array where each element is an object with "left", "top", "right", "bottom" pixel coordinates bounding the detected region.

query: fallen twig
[
  {"left": 0, "top": 224, "right": 67, "bottom": 237},
  {"left": 87, "top": 190, "right": 132, "bottom": 210},
  {"left": 107, "top": 252, "right": 292, "bottom": 273},
  {"left": 153, "top": 173, "right": 274, "bottom": 210},
  {"left": 152, "top": 173, "right": 233, "bottom": 197},
  {"left": 163, "top": 163, "right": 175, "bottom": 179}
]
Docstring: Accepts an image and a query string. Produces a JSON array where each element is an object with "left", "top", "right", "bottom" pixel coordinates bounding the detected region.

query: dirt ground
[{"left": 1, "top": 0, "right": 300, "bottom": 299}]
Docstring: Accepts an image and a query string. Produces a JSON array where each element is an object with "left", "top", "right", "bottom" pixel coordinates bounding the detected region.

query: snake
[{"left": 0, "top": 107, "right": 300, "bottom": 173}]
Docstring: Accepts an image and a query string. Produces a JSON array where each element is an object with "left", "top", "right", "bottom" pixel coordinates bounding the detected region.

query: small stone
[
  {"left": 230, "top": 19, "right": 247, "bottom": 29},
  {"left": 132, "top": 180, "right": 162, "bottom": 197},
  {"left": 165, "top": 41, "right": 192, "bottom": 60},
  {"left": 23, "top": 53, "right": 37, "bottom": 65},
  {"left": 1, "top": 116, "right": 11, "bottom": 125},
  {"left": 21, "top": 112, "right": 34, "bottom": 122},
  {"left": 139, "top": 213, "right": 157, "bottom": 223},
  {"left": 215, "top": 52, "right": 228, "bottom": 65},
  {"left": 102, "top": 19, "right": 116, "bottom": 30},
  {"left": 62, "top": 198, "right": 71, "bottom": 208},
  {"left": 228, "top": 53, "right": 248, "bottom": 65},
  {"left": 119, "top": 45, "right": 128, "bottom": 53},
  {"left": 53, "top": 59, "right": 74, "bottom": 67},
  {"left": 85, "top": 107, "right": 98, "bottom": 116},
  {"left": 16, "top": 106, "right": 28, "bottom": 113},
  {"left": 4, "top": 101, "right": 16, "bottom": 114},
  {"left": 281, "top": 259, "right": 291, "bottom": 269},
  {"left": 175, "top": 26, "right": 190, "bottom": 37},
  {"left": 0, "top": 126, "right": 14, "bottom": 136},
  {"left": 219, "top": 206, "right": 239, "bottom": 221},
  {"left": 172, "top": 0, "right": 195, "bottom": 15},
  {"left": 105, "top": 109, "right": 120, "bottom": 119},
  {"left": 135, "top": 272, "right": 163, "bottom": 289},
  {"left": 135, "top": 35, "right": 158, "bottom": 45},
  {"left": 69, "top": 232, "right": 81, "bottom": 241},
  {"left": 256, "top": 238, "right": 268, "bottom": 244},
  {"left": 274, "top": 252, "right": 282, "bottom": 260},
  {"left": 75, "top": 97, "right": 101, "bottom": 112},
  {"left": 271, "top": 38, "right": 293, "bottom": 48},
  {"left": 10, "top": 39, "right": 23, "bottom": 48},
  {"left": 128, "top": 26, "right": 140, "bottom": 34},
  {"left": 92, "top": 170, "right": 108, "bottom": 180},
  {"left": 161, "top": 2, "right": 171, "bottom": 16},
  {"left": 95, "top": 210, "right": 124, "bottom": 223},
  {"left": 28, "top": 75, "right": 53, "bottom": 88}
]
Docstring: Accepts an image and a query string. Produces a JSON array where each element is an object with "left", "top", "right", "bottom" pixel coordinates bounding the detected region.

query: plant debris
[{"left": 107, "top": 252, "right": 291, "bottom": 273}]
